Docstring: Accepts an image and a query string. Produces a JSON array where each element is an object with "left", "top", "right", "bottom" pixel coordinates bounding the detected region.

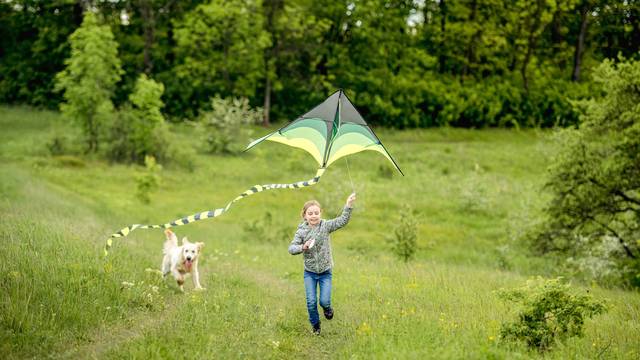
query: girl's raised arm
[{"left": 325, "top": 194, "right": 355, "bottom": 233}]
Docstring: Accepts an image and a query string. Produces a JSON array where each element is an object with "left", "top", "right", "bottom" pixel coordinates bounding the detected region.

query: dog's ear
[
  {"left": 182, "top": 237, "right": 190, "bottom": 245},
  {"left": 196, "top": 242, "right": 204, "bottom": 252}
]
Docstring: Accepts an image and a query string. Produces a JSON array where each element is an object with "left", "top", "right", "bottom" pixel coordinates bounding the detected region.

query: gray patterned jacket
[{"left": 288, "top": 206, "right": 353, "bottom": 273}]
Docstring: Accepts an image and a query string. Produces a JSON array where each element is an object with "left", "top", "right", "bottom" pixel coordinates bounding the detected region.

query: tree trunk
[
  {"left": 572, "top": 4, "right": 590, "bottom": 82},
  {"left": 550, "top": 9, "right": 566, "bottom": 70},
  {"left": 508, "top": 25, "right": 521, "bottom": 72},
  {"left": 223, "top": 39, "right": 231, "bottom": 91},
  {"left": 521, "top": 0, "right": 544, "bottom": 92},
  {"left": 86, "top": 114, "right": 98, "bottom": 153},
  {"left": 261, "top": 0, "right": 281, "bottom": 127},
  {"left": 74, "top": 0, "right": 84, "bottom": 25},
  {"left": 263, "top": 74, "right": 271, "bottom": 126},
  {"left": 139, "top": 0, "right": 155, "bottom": 75},
  {"left": 439, "top": 0, "right": 447, "bottom": 74},
  {"left": 462, "top": 0, "right": 478, "bottom": 78}
]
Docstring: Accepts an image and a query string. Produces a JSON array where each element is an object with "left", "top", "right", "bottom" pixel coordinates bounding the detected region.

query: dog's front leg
[
  {"left": 193, "top": 261, "right": 205, "bottom": 291},
  {"left": 161, "top": 256, "right": 171, "bottom": 278},
  {"left": 171, "top": 266, "right": 185, "bottom": 292}
]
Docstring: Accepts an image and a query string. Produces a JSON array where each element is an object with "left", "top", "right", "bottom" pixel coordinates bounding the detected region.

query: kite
[
  {"left": 245, "top": 89, "right": 403, "bottom": 175},
  {"left": 104, "top": 89, "right": 401, "bottom": 256}
]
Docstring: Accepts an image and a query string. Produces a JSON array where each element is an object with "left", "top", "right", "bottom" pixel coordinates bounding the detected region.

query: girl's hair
[{"left": 301, "top": 200, "right": 321, "bottom": 218}]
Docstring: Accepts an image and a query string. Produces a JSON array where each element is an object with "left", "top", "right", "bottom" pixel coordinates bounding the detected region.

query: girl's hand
[
  {"left": 346, "top": 193, "right": 356, "bottom": 207},
  {"left": 302, "top": 239, "right": 316, "bottom": 251}
]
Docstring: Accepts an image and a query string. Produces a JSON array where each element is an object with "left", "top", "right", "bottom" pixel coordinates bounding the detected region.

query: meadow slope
[{"left": 1, "top": 106, "right": 638, "bottom": 359}]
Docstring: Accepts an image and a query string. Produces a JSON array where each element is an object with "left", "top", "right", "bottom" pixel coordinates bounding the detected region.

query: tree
[
  {"left": 572, "top": 0, "right": 592, "bottom": 81},
  {"left": 171, "top": 0, "right": 270, "bottom": 118},
  {"left": 533, "top": 57, "right": 640, "bottom": 285},
  {"left": 55, "top": 11, "right": 123, "bottom": 153}
]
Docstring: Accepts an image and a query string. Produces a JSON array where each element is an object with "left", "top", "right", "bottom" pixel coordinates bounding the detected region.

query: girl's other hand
[
  {"left": 346, "top": 193, "right": 356, "bottom": 207},
  {"left": 303, "top": 239, "right": 312, "bottom": 250}
]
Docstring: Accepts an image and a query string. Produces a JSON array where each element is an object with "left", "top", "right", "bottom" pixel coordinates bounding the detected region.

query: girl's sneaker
[
  {"left": 323, "top": 307, "right": 334, "bottom": 320},
  {"left": 312, "top": 322, "right": 321, "bottom": 335}
]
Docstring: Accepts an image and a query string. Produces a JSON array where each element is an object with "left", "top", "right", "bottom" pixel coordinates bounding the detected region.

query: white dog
[{"left": 162, "top": 229, "right": 205, "bottom": 292}]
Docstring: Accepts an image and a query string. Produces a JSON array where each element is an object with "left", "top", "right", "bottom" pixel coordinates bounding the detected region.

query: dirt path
[
  {"left": 56, "top": 260, "right": 295, "bottom": 359},
  {"left": 58, "top": 293, "right": 183, "bottom": 359}
]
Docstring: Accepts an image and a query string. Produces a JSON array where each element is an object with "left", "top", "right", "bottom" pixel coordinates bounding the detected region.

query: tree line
[{"left": 1, "top": 0, "right": 639, "bottom": 127}]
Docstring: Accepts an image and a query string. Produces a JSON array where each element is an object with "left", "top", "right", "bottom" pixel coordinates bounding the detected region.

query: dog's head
[{"left": 181, "top": 237, "right": 204, "bottom": 270}]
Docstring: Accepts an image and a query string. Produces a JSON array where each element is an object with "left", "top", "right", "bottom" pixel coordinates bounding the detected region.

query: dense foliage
[{"left": 2, "top": 0, "right": 639, "bottom": 126}]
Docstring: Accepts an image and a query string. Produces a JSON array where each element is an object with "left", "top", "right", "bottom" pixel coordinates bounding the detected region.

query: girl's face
[{"left": 304, "top": 205, "right": 321, "bottom": 226}]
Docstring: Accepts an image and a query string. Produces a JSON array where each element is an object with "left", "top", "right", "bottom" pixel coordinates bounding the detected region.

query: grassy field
[{"left": 1, "top": 106, "right": 638, "bottom": 359}]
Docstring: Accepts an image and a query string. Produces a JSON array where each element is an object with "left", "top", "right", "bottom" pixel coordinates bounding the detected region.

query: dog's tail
[{"left": 163, "top": 229, "right": 178, "bottom": 255}]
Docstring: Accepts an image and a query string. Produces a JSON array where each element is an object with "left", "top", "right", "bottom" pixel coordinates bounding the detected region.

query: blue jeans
[{"left": 304, "top": 269, "right": 332, "bottom": 326}]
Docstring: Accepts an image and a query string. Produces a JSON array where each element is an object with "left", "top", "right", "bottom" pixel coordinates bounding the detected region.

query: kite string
[{"left": 345, "top": 156, "right": 355, "bottom": 194}]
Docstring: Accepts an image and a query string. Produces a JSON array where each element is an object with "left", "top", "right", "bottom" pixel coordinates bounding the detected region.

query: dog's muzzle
[{"left": 184, "top": 259, "right": 193, "bottom": 271}]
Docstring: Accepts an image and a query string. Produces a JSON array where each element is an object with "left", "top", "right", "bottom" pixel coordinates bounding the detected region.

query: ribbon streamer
[{"left": 104, "top": 168, "right": 326, "bottom": 256}]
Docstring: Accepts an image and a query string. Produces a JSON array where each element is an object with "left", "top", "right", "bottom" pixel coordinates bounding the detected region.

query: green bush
[
  {"left": 387, "top": 205, "right": 418, "bottom": 262},
  {"left": 52, "top": 155, "right": 85, "bottom": 168},
  {"left": 498, "top": 277, "right": 607, "bottom": 352},
  {"left": 199, "top": 96, "right": 262, "bottom": 154},
  {"left": 242, "top": 211, "right": 289, "bottom": 244},
  {"left": 46, "top": 134, "right": 72, "bottom": 156},
  {"left": 135, "top": 155, "right": 162, "bottom": 204},
  {"left": 108, "top": 74, "right": 169, "bottom": 164}
]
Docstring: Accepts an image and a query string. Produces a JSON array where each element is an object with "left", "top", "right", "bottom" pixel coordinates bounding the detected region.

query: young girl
[{"left": 288, "top": 193, "right": 356, "bottom": 335}]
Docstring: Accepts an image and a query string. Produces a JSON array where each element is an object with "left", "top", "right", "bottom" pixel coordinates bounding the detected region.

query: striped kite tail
[{"left": 104, "top": 168, "right": 326, "bottom": 257}]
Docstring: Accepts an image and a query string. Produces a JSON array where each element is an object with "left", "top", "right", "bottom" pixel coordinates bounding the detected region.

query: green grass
[{"left": 0, "top": 106, "right": 638, "bottom": 359}]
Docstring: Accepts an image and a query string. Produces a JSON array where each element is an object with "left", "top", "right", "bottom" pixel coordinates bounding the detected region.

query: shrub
[
  {"left": 199, "top": 96, "right": 262, "bottom": 154},
  {"left": 387, "top": 205, "right": 418, "bottom": 262},
  {"left": 242, "top": 211, "right": 289, "bottom": 244},
  {"left": 52, "top": 155, "right": 86, "bottom": 168},
  {"left": 108, "top": 74, "right": 169, "bottom": 164},
  {"left": 135, "top": 155, "right": 162, "bottom": 204},
  {"left": 498, "top": 277, "right": 607, "bottom": 352},
  {"left": 495, "top": 244, "right": 513, "bottom": 270},
  {"left": 46, "top": 134, "right": 72, "bottom": 156}
]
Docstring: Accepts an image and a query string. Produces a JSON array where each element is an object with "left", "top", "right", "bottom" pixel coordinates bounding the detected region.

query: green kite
[{"left": 246, "top": 89, "right": 403, "bottom": 175}]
